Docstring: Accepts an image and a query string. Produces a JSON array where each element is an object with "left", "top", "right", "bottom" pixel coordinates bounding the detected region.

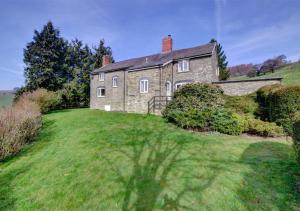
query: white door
[{"left": 166, "top": 81, "right": 172, "bottom": 98}]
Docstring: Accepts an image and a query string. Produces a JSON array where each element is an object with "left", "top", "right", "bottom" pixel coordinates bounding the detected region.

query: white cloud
[{"left": 227, "top": 14, "right": 300, "bottom": 55}]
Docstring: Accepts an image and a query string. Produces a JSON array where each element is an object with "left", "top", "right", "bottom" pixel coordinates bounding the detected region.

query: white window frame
[
  {"left": 112, "top": 76, "right": 118, "bottom": 87},
  {"left": 97, "top": 87, "right": 105, "bottom": 97},
  {"left": 175, "top": 82, "right": 188, "bottom": 90},
  {"left": 98, "top": 72, "right": 105, "bottom": 81},
  {"left": 140, "top": 79, "right": 149, "bottom": 93},
  {"left": 178, "top": 59, "right": 189, "bottom": 72}
]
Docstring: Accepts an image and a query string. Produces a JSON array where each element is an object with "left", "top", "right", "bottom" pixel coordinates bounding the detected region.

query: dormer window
[
  {"left": 178, "top": 59, "right": 189, "bottom": 72},
  {"left": 98, "top": 72, "right": 105, "bottom": 81}
]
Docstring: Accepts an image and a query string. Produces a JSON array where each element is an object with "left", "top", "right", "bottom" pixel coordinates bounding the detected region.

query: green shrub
[
  {"left": 21, "top": 89, "right": 61, "bottom": 113},
  {"left": 292, "top": 121, "right": 300, "bottom": 164},
  {"left": 210, "top": 109, "right": 243, "bottom": 135},
  {"left": 256, "top": 84, "right": 284, "bottom": 120},
  {"left": 269, "top": 86, "right": 300, "bottom": 121},
  {"left": 173, "top": 83, "right": 224, "bottom": 107},
  {"left": 243, "top": 116, "right": 284, "bottom": 137},
  {"left": 224, "top": 94, "right": 258, "bottom": 116},
  {"left": 163, "top": 96, "right": 212, "bottom": 129}
]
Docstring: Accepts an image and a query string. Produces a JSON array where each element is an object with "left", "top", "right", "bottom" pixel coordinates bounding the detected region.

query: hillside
[
  {"left": 0, "top": 91, "right": 14, "bottom": 107},
  {"left": 231, "top": 62, "right": 300, "bottom": 86},
  {"left": 0, "top": 109, "right": 299, "bottom": 210}
]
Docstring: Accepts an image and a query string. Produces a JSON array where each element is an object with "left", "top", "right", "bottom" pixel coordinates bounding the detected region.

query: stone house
[{"left": 90, "top": 35, "right": 281, "bottom": 113}]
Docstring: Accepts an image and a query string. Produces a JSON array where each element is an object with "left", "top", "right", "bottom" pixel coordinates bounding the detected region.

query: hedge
[{"left": 293, "top": 121, "right": 300, "bottom": 164}]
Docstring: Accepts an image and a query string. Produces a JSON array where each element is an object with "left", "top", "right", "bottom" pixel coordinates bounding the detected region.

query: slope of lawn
[
  {"left": 0, "top": 109, "right": 299, "bottom": 210},
  {"left": 0, "top": 94, "right": 14, "bottom": 107},
  {"left": 232, "top": 62, "right": 300, "bottom": 86}
]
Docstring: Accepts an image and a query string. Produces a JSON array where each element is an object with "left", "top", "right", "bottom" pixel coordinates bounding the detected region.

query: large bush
[
  {"left": 210, "top": 109, "right": 243, "bottom": 135},
  {"left": 173, "top": 83, "right": 224, "bottom": 106},
  {"left": 21, "top": 89, "right": 61, "bottom": 113},
  {"left": 256, "top": 84, "right": 285, "bottom": 120},
  {"left": 0, "top": 98, "right": 42, "bottom": 160},
  {"left": 224, "top": 94, "right": 258, "bottom": 116},
  {"left": 293, "top": 121, "right": 300, "bottom": 164},
  {"left": 268, "top": 86, "right": 300, "bottom": 121},
  {"left": 163, "top": 83, "right": 243, "bottom": 135}
]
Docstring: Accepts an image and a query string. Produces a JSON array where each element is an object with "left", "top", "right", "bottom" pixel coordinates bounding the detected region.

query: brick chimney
[
  {"left": 162, "top": 35, "right": 173, "bottom": 54},
  {"left": 102, "top": 55, "right": 111, "bottom": 66}
]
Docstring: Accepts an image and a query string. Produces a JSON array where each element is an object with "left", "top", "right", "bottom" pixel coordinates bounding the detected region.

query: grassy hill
[
  {"left": 0, "top": 92, "right": 14, "bottom": 107},
  {"left": 232, "top": 62, "right": 300, "bottom": 86},
  {"left": 0, "top": 109, "right": 299, "bottom": 210}
]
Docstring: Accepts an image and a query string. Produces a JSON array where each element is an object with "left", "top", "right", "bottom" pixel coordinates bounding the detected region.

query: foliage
[
  {"left": 260, "top": 55, "right": 287, "bottom": 74},
  {"left": 256, "top": 84, "right": 285, "bottom": 120},
  {"left": 24, "top": 21, "right": 68, "bottom": 91},
  {"left": 164, "top": 83, "right": 243, "bottom": 135},
  {"left": 22, "top": 21, "right": 113, "bottom": 108},
  {"left": 232, "top": 62, "right": 300, "bottom": 86},
  {"left": 93, "top": 39, "right": 114, "bottom": 69},
  {"left": 293, "top": 120, "right": 300, "bottom": 164},
  {"left": 20, "top": 89, "right": 61, "bottom": 114},
  {"left": 224, "top": 94, "right": 258, "bottom": 116},
  {"left": 210, "top": 109, "right": 243, "bottom": 135},
  {"left": 1, "top": 109, "right": 299, "bottom": 210},
  {"left": 229, "top": 64, "right": 255, "bottom": 77},
  {"left": 268, "top": 86, "right": 300, "bottom": 122},
  {"left": 173, "top": 83, "right": 225, "bottom": 106},
  {"left": 243, "top": 116, "right": 285, "bottom": 137},
  {"left": 210, "top": 39, "right": 230, "bottom": 80},
  {"left": 0, "top": 97, "right": 41, "bottom": 160},
  {"left": 58, "top": 81, "right": 88, "bottom": 108}
]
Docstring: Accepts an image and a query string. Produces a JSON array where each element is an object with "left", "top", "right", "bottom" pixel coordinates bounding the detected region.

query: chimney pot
[
  {"left": 102, "top": 55, "right": 111, "bottom": 66},
  {"left": 162, "top": 35, "right": 173, "bottom": 54}
]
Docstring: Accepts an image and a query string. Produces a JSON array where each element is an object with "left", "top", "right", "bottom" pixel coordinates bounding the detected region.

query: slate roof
[{"left": 92, "top": 42, "right": 215, "bottom": 74}]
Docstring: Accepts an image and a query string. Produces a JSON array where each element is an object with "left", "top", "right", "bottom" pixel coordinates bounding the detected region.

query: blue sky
[{"left": 0, "top": 0, "right": 300, "bottom": 90}]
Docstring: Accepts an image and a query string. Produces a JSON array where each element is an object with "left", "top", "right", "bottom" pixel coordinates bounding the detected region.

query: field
[
  {"left": 0, "top": 109, "right": 299, "bottom": 210},
  {"left": 232, "top": 62, "right": 300, "bottom": 86},
  {"left": 0, "top": 93, "right": 14, "bottom": 107}
]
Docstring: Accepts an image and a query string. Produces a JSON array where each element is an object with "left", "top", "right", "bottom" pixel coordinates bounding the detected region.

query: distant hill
[
  {"left": 0, "top": 90, "right": 15, "bottom": 107},
  {"left": 231, "top": 62, "right": 300, "bottom": 86}
]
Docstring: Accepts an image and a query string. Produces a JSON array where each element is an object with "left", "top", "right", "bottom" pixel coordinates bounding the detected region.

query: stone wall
[
  {"left": 90, "top": 70, "right": 125, "bottom": 111},
  {"left": 126, "top": 67, "right": 161, "bottom": 113},
  {"left": 90, "top": 52, "right": 219, "bottom": 113},
  {"left": 213, "top": 78, "right": 282, "bottom": 96}
]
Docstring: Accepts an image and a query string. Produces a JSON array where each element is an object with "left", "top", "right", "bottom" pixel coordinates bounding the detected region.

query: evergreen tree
[
  {"left": 93, "top": 39, "right": 114, "bottom": 68},
  {"left": 24, "top": 21, "right": 68, "bottom": 91},
  {"left": 210, "top": 39, "right": 230, "bottom": 80}
]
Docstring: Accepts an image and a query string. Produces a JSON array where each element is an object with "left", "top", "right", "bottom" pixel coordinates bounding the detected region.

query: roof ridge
[{"left": 93, "top": 42, "right": 214, "bottom": 73}]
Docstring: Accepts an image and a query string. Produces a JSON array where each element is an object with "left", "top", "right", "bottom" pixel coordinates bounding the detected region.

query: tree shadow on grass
[
  {"left": 100, "top": 129, "right": 222, "bottom": 210},
  {"left": 238, "top": 141, "right": 300, "bottom": 210},
  {"left": 0, "top": 119, "right": 56, "bottom": 209}
]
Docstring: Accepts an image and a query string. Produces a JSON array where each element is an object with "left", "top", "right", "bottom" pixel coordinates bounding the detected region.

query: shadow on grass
[
  {"left": 238, "top": 141, "right": 300, "bottom": 210},
  {"left": 100, "top": 129, "right": 221, "bottom": 210},
  {"left": 0, "top": 119, "right": 56, "bottom": 209}
]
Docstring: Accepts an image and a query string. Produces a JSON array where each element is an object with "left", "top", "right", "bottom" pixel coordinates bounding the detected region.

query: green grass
[
  {"left": 232, "top": 63, "right": 300, "bottom": 86},
  {"left": 0, "top": 94, "right": 14, "bottom": 107},
  {"left": 1, "top": 109, "right": 299, "bottom": 210}
]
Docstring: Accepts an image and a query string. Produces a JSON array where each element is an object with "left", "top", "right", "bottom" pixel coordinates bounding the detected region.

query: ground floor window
[
  {"left": 175, "top": 82, "right": 188, "bottom": 90},
  {"left": 140, "top": 79, "right": 149, "bottom": 93},
  {"left": 97, "top": 87, "right": 105, "bottom": 97}
]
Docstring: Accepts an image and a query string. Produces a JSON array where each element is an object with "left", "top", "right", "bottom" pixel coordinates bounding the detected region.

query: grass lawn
[
  {"left": 232, "top": 63, "right": 300, "bottom": 86},
  {"left": 0, "top": 109, "right": 299, "bottom": 210},
  {"left": 0, "top": 94, "right": 14, "bottom": 107}
]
